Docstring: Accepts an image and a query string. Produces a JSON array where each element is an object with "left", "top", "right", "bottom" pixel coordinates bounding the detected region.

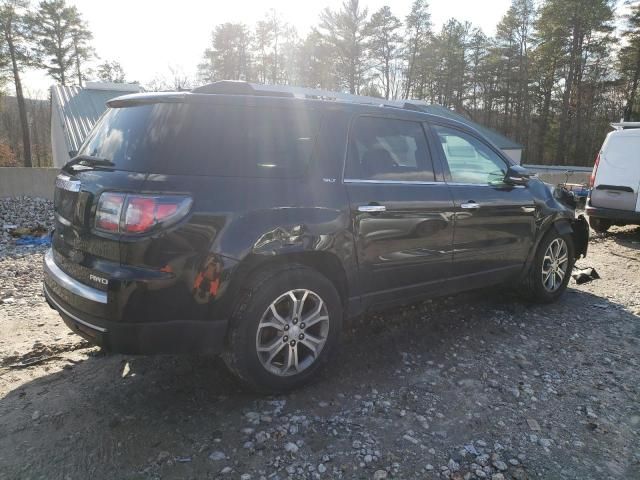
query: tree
[
  {"left": 366, "top": 5, "right": 402, "bottom": 99},
  {"left": 0, "top": 0, "right": 32, "bottom": 167},
  {"left": 30, "top": 0, "right": 92, "bottom": 86},
  {"left": 318, "top": 0, "right": 369, "bottom": 94},
  {"left": 296, "top": 30, "right": 336, "bottom": 89},
  {"left": 69, "top": 7, "right": 92, "bottom": 86},
  {"left": 620, "top": 1, "right": 640, "bottom": 121},
  {"left": 96, "top": 60, "right": 126, "bottom": 83},
  {"left": 403, "top": 0, "right": 431, "bottom": 98},
  {"left": 536, "top": 0, "right": 615, "bottom": 164},
  {"left": 198, "top": 22, "right": 251, "bottom": 82}
]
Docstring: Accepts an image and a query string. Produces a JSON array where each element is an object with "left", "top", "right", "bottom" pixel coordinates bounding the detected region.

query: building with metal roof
[{"left": 50, "top": 81, "right": 142, "bottom": 167}]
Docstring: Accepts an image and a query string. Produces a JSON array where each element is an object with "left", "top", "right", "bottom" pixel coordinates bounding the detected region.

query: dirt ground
[{"left": 1, "top": 224, "right": 639, "bottom": 480}]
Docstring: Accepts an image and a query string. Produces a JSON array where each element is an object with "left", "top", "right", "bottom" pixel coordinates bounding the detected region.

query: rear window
[{"left": 78, "top": 103, "right": 322, "bottom": 177}]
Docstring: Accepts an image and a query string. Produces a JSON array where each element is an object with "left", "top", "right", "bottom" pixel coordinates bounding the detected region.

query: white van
[{"left": 586, "top": 123, "right": 640, "bottom": 232}]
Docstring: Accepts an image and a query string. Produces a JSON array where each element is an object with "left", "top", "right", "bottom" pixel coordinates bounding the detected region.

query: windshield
[{"left": 78, "top": 103, "right": 322, "bottom": 178}]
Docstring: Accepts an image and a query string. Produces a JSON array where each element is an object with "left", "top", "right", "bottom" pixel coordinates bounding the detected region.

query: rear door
[
  {"left": 591, "top": 131, "right": 640, "bottom": 212},
  {"left": 428, "top": 123, "right": 536, "bottom": 285},
  {"left": 344, "top": 115, "right": 455, "bottom": 305}
]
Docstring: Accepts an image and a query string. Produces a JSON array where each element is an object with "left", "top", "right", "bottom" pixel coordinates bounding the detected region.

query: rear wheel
[
  {"left": 589, "top": 217, "right": 611, "bottom": 234},
  {"left": 523, "top": 229, "right": 575, "bottom": 303},
  {"left": 223, "top": 264, "right": 342, "bottom": 392}
]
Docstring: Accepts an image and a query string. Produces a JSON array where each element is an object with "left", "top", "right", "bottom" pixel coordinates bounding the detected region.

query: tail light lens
[
  {"left": 95, "top": 193, "right": 192, "bottom": 234},
  {"left": 589, "top": 153, "right": 600, "bottom": 188}
]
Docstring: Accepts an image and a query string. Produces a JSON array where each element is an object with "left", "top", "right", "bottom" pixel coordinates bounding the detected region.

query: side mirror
[{"left": 505, "top": 165, "right": 533, "bottom": 186}]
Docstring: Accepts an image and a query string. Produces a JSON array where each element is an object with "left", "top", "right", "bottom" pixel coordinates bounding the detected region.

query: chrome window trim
[
  {"left": 343, "top": 178, "right": 443, "bottom": 185},
  {"left": 55, "top": 174, "right": 81, "bottom": 193},
  {"left": 43, "top": 249, "right": 108, "bottom": 304},
  {"left": 43, "top": 284, "right": 108, "bottom": 333}
]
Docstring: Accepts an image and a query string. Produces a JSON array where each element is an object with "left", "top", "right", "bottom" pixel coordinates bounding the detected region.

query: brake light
[
  {"left": 589, "top": 153, "right": 600, "bottom": 188},
  {"left": 95, "top": 193, "right": 192, "bottom": 234}
]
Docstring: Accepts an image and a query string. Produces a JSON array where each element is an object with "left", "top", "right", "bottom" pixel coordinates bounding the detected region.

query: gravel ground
[{"left": 0, "top": 197, "right": 639, "bottom": 480}]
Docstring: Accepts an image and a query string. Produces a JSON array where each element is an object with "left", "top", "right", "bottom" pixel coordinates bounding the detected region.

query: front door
[
  {"left": 428, "top": 123, "right": 536, "bottom": 285},
  {"left": 344, "top": 115, "right": 456, "bottom": 305}
]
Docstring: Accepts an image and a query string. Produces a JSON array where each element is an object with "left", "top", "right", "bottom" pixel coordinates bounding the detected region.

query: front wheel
[
  {"left": 523, "top": 230, "right": 575, "bottom": 303},
  {"left": 222, "top": 264, "right": 342, "bottom": 393}
]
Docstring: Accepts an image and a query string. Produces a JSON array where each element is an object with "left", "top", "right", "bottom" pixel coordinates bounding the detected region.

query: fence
[{"left": 0, "top": 167, "right": 59, "bottom": 200}]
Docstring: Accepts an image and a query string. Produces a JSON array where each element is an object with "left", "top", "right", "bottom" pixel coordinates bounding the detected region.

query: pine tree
[
  {"left": 620, "top": 1, "right": 640, "bottom": 121},
  {"left": 198, "top": 23, "right": 251, "bottom": 82},
  {"left": 403, "top": 0, "right": 431, "bottom": 98},
  {"left": 0, "top": 0, "right": 32, "bottom": 167},
  {"left": 366, "top": 5, "right": 402, "bottom": 99},
  {"left": 318, "top": 0, "right": 369, "bottom": 94},
  {"left": 30, "top": 0, "right": 92, "bottom": 86}
]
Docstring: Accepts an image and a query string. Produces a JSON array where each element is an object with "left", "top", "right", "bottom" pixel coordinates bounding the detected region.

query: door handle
[
  {"left": 460, "top": 202, "right": 480, "bottom": 209},
  {"left": 358, "top": 204, "right": 387, "bottom": 213}
]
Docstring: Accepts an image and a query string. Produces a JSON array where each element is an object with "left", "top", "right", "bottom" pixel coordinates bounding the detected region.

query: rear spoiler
[{"left": 107, "top": 92, "right": 188, "bottom": 108}]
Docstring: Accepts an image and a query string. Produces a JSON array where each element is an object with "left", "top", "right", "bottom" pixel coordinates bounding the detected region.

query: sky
[{"left": 21, "top": 0, "right": 514, "bottom": 97}]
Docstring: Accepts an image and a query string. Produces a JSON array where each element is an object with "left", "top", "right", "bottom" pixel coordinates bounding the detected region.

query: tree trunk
[
  {"left": 74, "top": 38, "right": 83, "bottom": 87},
  {"left": 555, "top": 24, "right": 581, "bottom": 165},
  {"left": 7, "top": 34, "right": 32, "bottom": 168},
  {"left": 624, "top": 49, "right": 640, "bottom": 121}
]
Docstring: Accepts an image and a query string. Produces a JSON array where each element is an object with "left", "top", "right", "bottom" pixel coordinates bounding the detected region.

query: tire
[
  {"left": 222, "top": 264, "right": 342, "bottom": 393},
  {"left": 523, "top": 229, "right": 575, "bottom": 304},
  {"left": 589, "top": 217, "right": 611, "bottom": 234}
]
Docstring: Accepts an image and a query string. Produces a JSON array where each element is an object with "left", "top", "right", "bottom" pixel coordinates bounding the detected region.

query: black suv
[{"left": 44, "top": 81, "right": 589, "bottom": 391}]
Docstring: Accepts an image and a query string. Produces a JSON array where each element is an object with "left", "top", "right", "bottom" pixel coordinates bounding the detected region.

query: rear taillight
[
  {"left": 95, "top": 193, "right": 192, "bottom": 234},
  {"left": 589, "top": 153, "right": 600, "bottom": 188}
]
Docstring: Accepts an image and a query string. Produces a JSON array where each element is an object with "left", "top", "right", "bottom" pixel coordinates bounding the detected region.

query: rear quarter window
[{"left": 79, "top": 103, "right": 322, "bottom": 178}]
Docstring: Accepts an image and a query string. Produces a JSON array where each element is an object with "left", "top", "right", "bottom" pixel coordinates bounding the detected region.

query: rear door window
[
  {"left": 345, "top": 116, "right": 436, "bottom": 182},
  {"left": 79, "top": 103, "right": 322, "bottom": 178}
]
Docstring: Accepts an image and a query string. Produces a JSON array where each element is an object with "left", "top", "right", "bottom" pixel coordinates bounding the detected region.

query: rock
[
  {"left": 209, "top": 451, "right": 226, "bottom": 461},
  {"left": 243, "top": 441, "right": 254, "bottom": 449},
  {"left": 491, "top": 474, "right": 505, "bottom": 480},
  {"left": 373, "top": 470, "right": 388, "bottom": 480},
  {"left": 448, "top": 459, "right": 460, "bottom": 472},
  {"left": 403, "top": 434, "right": 420, "bottom": 445},
  {"left": 284, "top": 442, "right": 299, "bottom": 453},
  {"left": 240, "top": 474, "right": 251, "bottom": 480},
  {"left": 425, "top": 464, "right": 434, "bottom": 471},
  {"left": 492, "top": 460, "right": 508, "bottom": 471},
  {"left": 526, "top": 418, "right": 541, "bottom": 431},
  {"left": 31, "top": 410, "right": 40, "bottom": 421},
  {"left": 538, "top": 438, "right": 552, "bottom": 449},
  {"left": 220, "top": 466, "right": 232, "bottom": 474},
  {"left": 364, "top": 454, "right": 373, "bottom": 463},
  {"left": 255, "top": 431, "right": 270, "bottom": 443},
  {"left": 318, "top": 463, "right": 327, "bottom": 473},
  {"left": 156, "top": 451, "right": 171, "bottom": 463}
]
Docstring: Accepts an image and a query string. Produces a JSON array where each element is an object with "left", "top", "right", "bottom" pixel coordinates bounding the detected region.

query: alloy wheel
[
  {"left": 255, "top": 289, "right": 330, "bottom": 376},
  {"left": 541, "top": 238, "right": 569, "bottom": 292}
]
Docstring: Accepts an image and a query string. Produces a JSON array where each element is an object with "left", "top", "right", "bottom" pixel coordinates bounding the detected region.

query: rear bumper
[
  {"left": 586, "top": 204, "right": 640, "bottom": 224},
  {"left": 43, "top": 250, "right": 228, "bottom": 355}
]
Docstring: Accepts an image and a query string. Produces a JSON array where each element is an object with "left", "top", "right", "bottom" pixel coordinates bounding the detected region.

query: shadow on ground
[{"left": 1, "top": 279, "right": 637, "bottom": 479}]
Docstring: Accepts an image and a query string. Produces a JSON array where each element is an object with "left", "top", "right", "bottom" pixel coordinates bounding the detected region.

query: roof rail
[
  {"left": 611, "top": 121, "right": 640, "bottom": 130},
  {"left": 191, "top": 80, "right": 425, "bottom": 109}
]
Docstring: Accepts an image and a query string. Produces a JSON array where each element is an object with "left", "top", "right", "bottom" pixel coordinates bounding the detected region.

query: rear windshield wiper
[{"left": 66, "top": 155, "right": 116, "bottom": 170}]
